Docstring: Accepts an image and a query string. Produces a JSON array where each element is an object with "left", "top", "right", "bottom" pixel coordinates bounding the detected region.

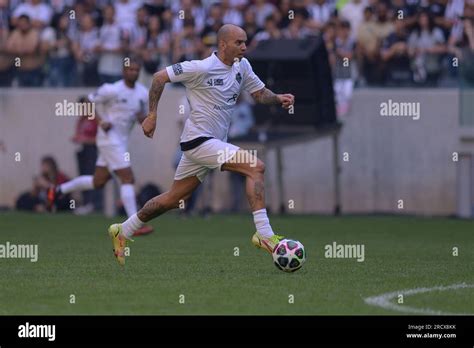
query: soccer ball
[{"left": 272, "top": 239, "right": 306, "bottom": 272}]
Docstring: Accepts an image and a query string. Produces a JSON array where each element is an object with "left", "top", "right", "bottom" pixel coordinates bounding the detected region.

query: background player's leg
[
  {"left": 120, "top": 176, "right": 201, "bottom": 239},
  {"left": 221, "top": 149, "right": 274, "bottom": 238},
  {"left": 114, "top": 167, "right": 137, "bottom": 217},
  {"left": 59, "top": 166, "right": 110, "bottom": 194},
  {"left": 92, "top": 166, "right": 112, "bottom": 189}
]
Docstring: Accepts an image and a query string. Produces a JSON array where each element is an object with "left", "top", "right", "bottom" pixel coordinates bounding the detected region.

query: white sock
[
  {"left": 122, "top": 213, "right": 144, "bottom": 239},
  {"left": 59, "top": 176, "right": 94, "bottom": 194},
  {"left": 120, "top": 184, "right": 137, "bottom": 217},
  {"left": 253, "top": 208, "right": 274, "bottom": 238}
]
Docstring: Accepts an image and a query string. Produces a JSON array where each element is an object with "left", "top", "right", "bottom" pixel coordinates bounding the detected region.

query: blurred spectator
[
  {"left": 390, "top": 0, "right": 417, "bottom": 29},
  {"left": 161, "top": 7, "right": 174, "bottom": 31},
  {"left": 249, "top": 0, "right": 277, "bottom": 28},
  {"left": 143, "top": 0, "right": 167, "bottom": 17},
  {"left": 276, "top": 0, "right": 292, "bottom": 29},
  {"left": 72, "top": 13, "right": 99, "bottom": 86},
  {"left": 282, "top": 8, "right": 311, "bottom": 39},
  {"left": 6, "top": 15, "right": 45, "bottom": 86},
  {"left": 381, "top": 18, "right": 411, "bottom": 85},
  {"left": 372, "top": 2, "right": 395, "bottom": 42},
  {"left": 332, "top": 20, "right": 355, "bottom": 116},
  {"left": 172, "top": 0, "right": 205, "bottom": 36},
  {"left": 450, "top": 17, "right": 474, "bottom": 83},
  {"left": 439, "top": 0, "right": 465, "bottom": 38},
  {"left": 0, "top": 17, "right": 13, "bottom": 86},
  {"left": 12, "top": 0, "right": 53, "bottom": 29},
  {"left": 114, "top": 0, "right": 142, "bottom": 32},
  {"left": 49, "top": 0, "right": 75, "bottom": 16},
  {"left": 250, "top": 14, "right": 282, "bottom": 49},
  {"left": 449, "top": 16, "right": 474, "bottom": 55},
  {"left": 201, "top": 3, "right": 224, "bottom": 57},
  {"left": 426, "top": 0, "right": 447, "bottom": 27},
  {"left": 242, "top": 7, "right": 260, "bottom": 46},
  {"left": 72, "top": 96, "right": 102, "bottom": 214},
  {"left": 0, "top": 0, "right": 9, "bottom": 30},
  {"left": 125, "top": 6, "right": 148, "bottom": 57},
  {"left": 229, "top": 0, "right": 248, "bottom": 12},
  {"left": 16, "top": 177, "right": 46, "bottom": 212},
  {"left": 75, "top": 0, "right": 103, "bottom": 28},
  {"left": 222, "top": 0, "right": 243, "bottom": 26},
  {"left": 408, "top": 11, "right": 447, "bottom": 85},
  {"left": 96, "top": 5, "right": 124, "bottom": 84},
  {"left": 42, "top": 13, "right": 77, "bottom": 86},
  {"left": 307, "top": 0, "right": 335, "bottom": 32},
  {"left": 340, "top": 0, "right": 368, "bottom": 37},
  {"left": 356, "top": 3, "right": 394, "bottom": 85},
  {"left": 142, "top": 15, "right": 170, "bottom": 75},
  {"left": 172, "top": 18, "right": 200, "bottom": 63},
  {"left": 323, "top": 19, "right": 336, "bottom": 62},
  {"left": 16, "top": 156, "right": 71, "bottom": 212}
]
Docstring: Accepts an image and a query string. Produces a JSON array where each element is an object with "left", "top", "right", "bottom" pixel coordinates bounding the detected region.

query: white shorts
[
  {"left": 96, "top": 143, "right": 131, "bottom": 171},
  {"left": 174, "top": 139, "right": 239, "bottom": 182}
]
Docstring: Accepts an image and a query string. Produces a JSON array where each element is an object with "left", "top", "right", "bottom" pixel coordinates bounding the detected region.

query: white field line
[{"left": 364, "top": 283, "right": 474, "bottom": 315}]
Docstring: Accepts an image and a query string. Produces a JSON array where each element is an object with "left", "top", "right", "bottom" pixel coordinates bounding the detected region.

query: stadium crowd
[{"left": 0, "top": 0, "right": 473, "bottom": 89}]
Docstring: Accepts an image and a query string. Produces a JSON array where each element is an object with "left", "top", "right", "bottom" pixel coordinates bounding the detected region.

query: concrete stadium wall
[{"left": 0, "top": 87, "right": 459, "bottom": 215}]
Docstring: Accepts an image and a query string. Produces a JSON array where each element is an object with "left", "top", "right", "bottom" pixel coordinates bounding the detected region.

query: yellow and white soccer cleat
[
  {"left": 108, "top": 224, "right": 131, "bottom": 266},
  {"left": 251, "top": 232, "right": 285, "bottom": 254}
]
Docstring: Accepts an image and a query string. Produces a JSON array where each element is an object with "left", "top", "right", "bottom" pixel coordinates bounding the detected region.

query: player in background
[
  {"left": 48, "top": 58, "right": 153, "bottom": 236},
  {"left": 109, "top": 24, "right": 295, "bottom": 265}
]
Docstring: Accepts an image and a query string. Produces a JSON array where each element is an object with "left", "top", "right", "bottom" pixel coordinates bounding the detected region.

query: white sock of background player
[
  {"left": 58, "top": 175, "right": 94, "bottom": 194},
  {"left": 120, "top": 184, "right": 138, "bottom": 217}
]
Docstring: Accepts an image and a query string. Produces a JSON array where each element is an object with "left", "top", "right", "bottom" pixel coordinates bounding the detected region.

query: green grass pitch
[{"left": 0, "top": 212, "right": 473, "bottom": 315}]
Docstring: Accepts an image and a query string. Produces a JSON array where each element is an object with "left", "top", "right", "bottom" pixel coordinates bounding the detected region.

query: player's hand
[
  {"left": 278, "top": 94, "right": 295, "bottom": 110},
  {"left": 142, "top": 114, "right": 157, "bottom": 138},
  {"left": 100, "top": 122, "right": 112, "bottom": 132}
]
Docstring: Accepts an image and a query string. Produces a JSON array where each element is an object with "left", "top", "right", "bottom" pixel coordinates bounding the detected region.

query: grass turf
[{"left": 0, "top": 212, "right": 472, "bottom": 315}]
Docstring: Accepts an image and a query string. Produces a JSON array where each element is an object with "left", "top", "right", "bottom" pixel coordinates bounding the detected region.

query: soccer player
[
  {"left": 48, "top": 59, "right": 153, "bottom": 236},
  {"left": 109, "top": 24, "right": 295, "bottom": 265}
]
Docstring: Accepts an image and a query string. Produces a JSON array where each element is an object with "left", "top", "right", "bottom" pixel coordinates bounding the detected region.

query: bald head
[{"left": 217, "top": 24, "right": 246, "bottom": 46}]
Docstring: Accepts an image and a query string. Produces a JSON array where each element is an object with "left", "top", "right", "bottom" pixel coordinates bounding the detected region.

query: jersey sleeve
[
  {"left": 165, "top": 60, "right": 202, "bottom": 86},
  {"left": 241, "top": 59, "right": 265, "bottom": 94},
  {"left": 88, "top": 83, "right": 116, "bottom": 104}
]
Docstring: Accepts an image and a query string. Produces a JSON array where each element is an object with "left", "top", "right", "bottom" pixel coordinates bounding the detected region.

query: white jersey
[
  {"left": 89, "top": 79, "right": 148, "bottom": 147},
  {"left": 166, "top": 52, "right": 265, "bottom": 143}
]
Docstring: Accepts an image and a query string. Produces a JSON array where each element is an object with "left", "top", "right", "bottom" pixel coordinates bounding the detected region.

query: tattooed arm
[
  {"left": 142, "top": 69, "right": 171, "bottom": 138},
  {"left": 251, "top": 87, "right": 295, "bottom": 109}
]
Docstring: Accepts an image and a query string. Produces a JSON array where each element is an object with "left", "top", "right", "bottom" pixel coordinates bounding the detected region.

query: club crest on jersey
[
  {"left": 236, "top": 72, "right": 242, "bottom": 84},
  {"left": 172, "top": 63, "right": 183, "bottom": 76}
]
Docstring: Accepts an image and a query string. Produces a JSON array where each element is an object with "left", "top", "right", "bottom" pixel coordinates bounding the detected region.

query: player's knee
[
  {"left": 118, "top": 171, "right": 134, "bottom": 184},
  {"left": 93, "top": 177, "right": 107, "bottom": 189},
  {"left": 120, "top": 175, "right": 134, "bottom": 185}
]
